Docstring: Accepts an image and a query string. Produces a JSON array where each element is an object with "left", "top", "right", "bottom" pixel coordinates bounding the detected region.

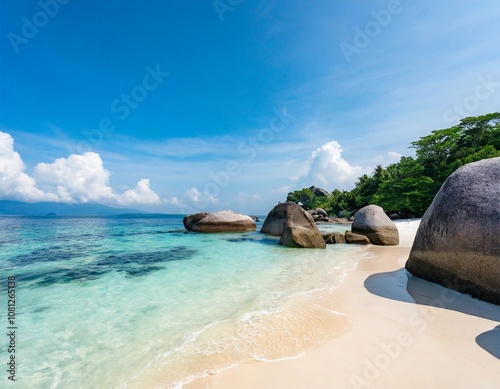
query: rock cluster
[
  {"left": 322, "top": 232, "right": 346, "bottom": 244},
  {"left": 261, "top": 202, "right": 325, "bottom": 248},
  {"left": 322, "top": 231, "right": 369, "bottom": 245},
  {"left": 308, "top": 208, "right": 330, "bottom": 222}
]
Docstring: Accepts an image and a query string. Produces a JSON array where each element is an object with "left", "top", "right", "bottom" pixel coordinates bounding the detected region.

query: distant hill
[{"left": 0, "top": 200, "right": 149, "bottom": 216}]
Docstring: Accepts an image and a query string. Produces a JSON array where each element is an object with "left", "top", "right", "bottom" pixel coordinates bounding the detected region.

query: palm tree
[{"left": 373, "top": 165, "right": 388, "bottom": 181}]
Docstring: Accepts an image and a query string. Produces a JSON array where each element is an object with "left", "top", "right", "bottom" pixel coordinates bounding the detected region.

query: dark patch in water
[
  {"left": 16, "top": 246, "right": 197, "bottom": 287},
  {"left": 109, "top": 229, "right": 184, "bottom": 238},
  {"left": 32, "top": 306, "right": 50, "bottom": 313},
  {"left": 225, "top": 237, "right": 278, "bottom": 246},
  {"left": 53, "top": 233, "right": 101, "bottom": 243},
  {"left": 9, "top": 245, "right": 89, "bottom": 267},
  {"left": 159, "top": 229, "right": 186, "bottom": 235},
  {"left": 125, "top": 265, "right": 165, "bottom": 277}
]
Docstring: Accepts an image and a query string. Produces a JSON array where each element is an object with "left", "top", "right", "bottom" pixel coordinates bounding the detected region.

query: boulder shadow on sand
[
  {"left": 475, "top": 325, "right": 500, "bottom": 359},
  {"left": 364, "top": 268, "right": 500, "bottom": 358}
]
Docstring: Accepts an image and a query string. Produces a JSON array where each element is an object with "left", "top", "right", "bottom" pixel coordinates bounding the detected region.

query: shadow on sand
[
  {"left": 476, "top": 325, "right": 500, "bottom": 359},
  {"left": 364, "top": 268, "right": 500, "bottom": 359}
]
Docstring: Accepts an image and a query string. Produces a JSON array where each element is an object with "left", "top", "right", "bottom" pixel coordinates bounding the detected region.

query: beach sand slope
[{"left": 189, "top": 220, "right": 500, "bottom": 389}]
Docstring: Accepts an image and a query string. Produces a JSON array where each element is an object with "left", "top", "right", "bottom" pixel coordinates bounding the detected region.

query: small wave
[
  {"left": 240, "top": 309, "right": 275, "bottom": 323},
  {"left": 252, "top": 352, "right": 306, "bottom": 362}
]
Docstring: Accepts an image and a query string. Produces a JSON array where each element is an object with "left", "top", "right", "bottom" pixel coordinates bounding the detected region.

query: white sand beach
[{"left": 188, "top": 220, "right": 500, "bottom": 389}]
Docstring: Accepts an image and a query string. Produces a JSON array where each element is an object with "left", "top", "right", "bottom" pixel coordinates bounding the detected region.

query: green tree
[
  {"left": 285, "top": 113, "right": 500, "bottom": 217},
  {"left": 373, "top": 157, "right": 434, "bottom": 216},
  {"left": 328, "top": 189, "right": 356, "bottom": 216},
  {"left": 411, "top": 112, "right": 500, "bottom": 191},
  {"left": 286, "top": 188, "right": 315, "bottom": 210},
  {"left": 351, "top": 165, "right": 389, "bottom": 209}
]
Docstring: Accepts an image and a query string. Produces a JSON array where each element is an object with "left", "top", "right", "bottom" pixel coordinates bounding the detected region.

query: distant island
[{"left": 0, "top": 200, "right": 150, "bottom": 216}]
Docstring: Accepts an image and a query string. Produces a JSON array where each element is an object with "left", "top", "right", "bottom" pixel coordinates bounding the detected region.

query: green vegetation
[{"left": 287, "top": 113, "right": 500, "bottom": 217}]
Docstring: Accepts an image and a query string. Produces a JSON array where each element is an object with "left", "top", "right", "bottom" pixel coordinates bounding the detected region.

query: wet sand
[{"left": 188, "top": 220, "right": 500, "bottom": 389}]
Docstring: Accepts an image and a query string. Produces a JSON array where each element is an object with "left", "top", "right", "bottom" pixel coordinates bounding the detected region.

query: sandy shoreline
[{"left": 187, "top": 220, "right": 500, "bottom": 389}]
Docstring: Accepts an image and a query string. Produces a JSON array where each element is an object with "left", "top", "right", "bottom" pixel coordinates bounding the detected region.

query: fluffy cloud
[
  {"left": 185, "top": 187, "right": 218, "bottom": 206},
  {"left": 116, "top": 179, "right": 161, "bottom": 205},
  {"left": 388, "top": 151, "right": 402, "bottom": 159},
  {"left": 0, "top": 131, "right": 161, "bottom": 205},
  {"left": 160, "top": 188, "right": 219, "bottom": 214},
  {"left": 34, "top": 152, "right": 115, "bottom": 203},
  {"left": 0, "top": 132, "right": 55, "bottom": 202},
  {"left": 374, "top": 151, "right": 402, "bottom": 164},
  {"left": 235, "top": 191, "right": 262, "bottom": 206},
  {"left": 296, "top": 141, "right": 367, "bottom": 190}
]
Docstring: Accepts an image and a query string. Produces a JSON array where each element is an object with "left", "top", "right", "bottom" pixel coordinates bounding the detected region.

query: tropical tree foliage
[{"left": 286, "top": 113, "right": 500, "bottom": 217}]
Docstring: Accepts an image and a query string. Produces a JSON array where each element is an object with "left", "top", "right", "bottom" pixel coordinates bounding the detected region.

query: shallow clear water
[{"left": 0, "top": 215, "right": 360, "bottom": 388}]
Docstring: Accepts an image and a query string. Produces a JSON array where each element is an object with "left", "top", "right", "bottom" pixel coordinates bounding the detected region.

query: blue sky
[{"left": 1, "top": 0, "right": 499, "bottom": 214}]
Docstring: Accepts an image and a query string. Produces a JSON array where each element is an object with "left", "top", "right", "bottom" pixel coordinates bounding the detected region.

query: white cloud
[
  {"left": 185, "top": 187, "right": 218, "bottom": 206},
  {"left": 116, "top": 179, "right": 161, "bottom": 205},
  {"left": 373, "top": 151, "right": 403, "bottom": 165},
  {"left": 0, "top": 131, "right": 161, "bottom": 206},
  {"left": 235, "top": 191, "right": 262, "bottom": 206},
  {"left": 158, "top": 188, "right": 220, "bottom": 214},
  {"left": 34, "top": 152, "right": 115, "bottom": 203},
  {"left": 272, "top": 185, "right": 292, "bottom": 194},
  {"left": 0, "top": 132, "right": 55, "bottom": 202},
  {"left": 166, "top": 196, "right": 180, "bottom": 206},
  {"left": 388, "top": 151, "right": 402, "bottom": 160},
  {"left": 295, "top": 141, "right": 366, "bottom": 190}
]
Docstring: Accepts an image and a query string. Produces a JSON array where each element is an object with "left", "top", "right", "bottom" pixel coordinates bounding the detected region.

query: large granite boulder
[
  {"left": 309, "top": 186, "right": 331, "bottom": 197},
  {"left": 352, "top": 205, "right": 399, "bottom": 245},
  {"left": 186, "top": 210, "right": 256, "bottom": 233},
  {"left": 406, "top": 157, "right": 500, "bottom": 305},
  {"left": 280, "top": 226, "right": 326, "bottom": 249},
  {"left": 183, "top": 212, "right": 209, "bottom": 230},
  {"left": 261, "top": 202, "right": 319, "bottom": 236}
]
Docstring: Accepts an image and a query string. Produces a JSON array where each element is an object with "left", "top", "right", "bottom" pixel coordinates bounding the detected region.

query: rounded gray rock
[
  {"left": 352, "top": 204, "right": 399, "bottom": 245},
  {"left": 261, "top": 202, "right": 319, "bottom": 236},
  {"left": 190, "top": 210, "right": 256, "bottom": 233},
  {"left": 406, "top": 157, "right": 500, "bottom": 305},
  {"left": 183, "top": 212, "right": 209, "bottom": 231},
  {"left": 280, "top": 225, "right": 326, "bottom": 249},
  {"left": 309, "top": 186, "right": 331, "bottom": 197}
]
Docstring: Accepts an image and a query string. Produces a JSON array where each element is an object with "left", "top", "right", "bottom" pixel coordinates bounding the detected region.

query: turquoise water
[{"left": 0, "top": 216, "right": 363, "bottom": 388}]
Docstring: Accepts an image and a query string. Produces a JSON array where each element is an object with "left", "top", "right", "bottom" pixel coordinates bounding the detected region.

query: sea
[{"left": 0, "top": 215, "right": 367, "bottom": 388}]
